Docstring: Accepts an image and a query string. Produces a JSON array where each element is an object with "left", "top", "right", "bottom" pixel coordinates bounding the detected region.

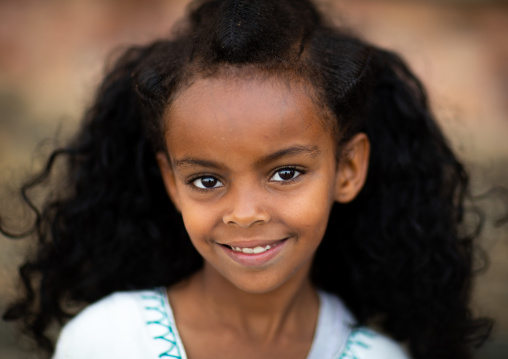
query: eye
[
  {"left": 192, "top": 176, "right": 224, "bottom": 189},
  {"left": 270, "top": 168, "right": 302, "bottom": 182}
]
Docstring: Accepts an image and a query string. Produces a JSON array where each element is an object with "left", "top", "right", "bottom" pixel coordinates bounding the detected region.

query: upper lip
[{"left": 217, "top": 238, "right": 288, "bottom": 249}]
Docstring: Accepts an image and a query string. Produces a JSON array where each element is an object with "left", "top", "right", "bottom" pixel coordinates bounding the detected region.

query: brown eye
[
  {"left": 271, "top": 168, "right": 301, "bottom": 182},
  {"left": 192, "top": 176, "right": 223, "bottom": 189}
]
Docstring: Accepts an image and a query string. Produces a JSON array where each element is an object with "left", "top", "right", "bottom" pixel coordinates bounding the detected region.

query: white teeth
[
  {"left": 231, "top": 244, "right": 273, "bottom": 254},
  {"left": 252, "top": 246, "right": 266, "bottom": 254}
]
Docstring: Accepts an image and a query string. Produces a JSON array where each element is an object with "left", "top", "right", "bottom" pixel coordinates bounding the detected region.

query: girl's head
[
  {"left": 2, "top": 0, "right": 492, "bottom": 357},
  {"left": 129, "top": 0, "right": 372, "bottom": 294}
]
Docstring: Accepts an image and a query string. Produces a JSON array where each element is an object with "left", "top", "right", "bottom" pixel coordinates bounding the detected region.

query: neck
[{"left": 194, "top": 262, "right": 319, "bottom": 343}]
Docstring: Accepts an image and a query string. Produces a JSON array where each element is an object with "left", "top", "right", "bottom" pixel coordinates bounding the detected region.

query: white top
[{"left": 53, "top": 288, "right": 409, "bottom": 359}]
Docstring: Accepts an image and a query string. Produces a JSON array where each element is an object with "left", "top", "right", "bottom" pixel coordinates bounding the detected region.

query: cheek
[
  {"left": 285, "top": 180, "right": 335, "bottom": 238},
  {"left": 179, "top": 201, "right": 217, "bottom": 243}
]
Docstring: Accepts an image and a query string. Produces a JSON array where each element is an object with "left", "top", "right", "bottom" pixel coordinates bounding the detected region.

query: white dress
[{"left": 53, "top": 288, "right": 409, "bottom": 359}]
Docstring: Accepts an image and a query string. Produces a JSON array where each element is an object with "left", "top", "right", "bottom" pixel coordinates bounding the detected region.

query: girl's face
[{"left": 158, "top": 76, "right": 368, "bottom": 294}]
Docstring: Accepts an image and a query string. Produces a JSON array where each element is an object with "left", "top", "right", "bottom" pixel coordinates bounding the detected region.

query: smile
[
  {"left": 221, "top": 238, "right": 286, "bottom": 254},
  {"left": 230, "top": 244, "right": 275, "bottom": 254},
  {"left": 219, "top": 238, "right": 289, "bottom": 266}
]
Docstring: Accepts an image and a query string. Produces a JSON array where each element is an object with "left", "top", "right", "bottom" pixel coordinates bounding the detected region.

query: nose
[{"left": 222, "top": 185, "right": 270, "bottom": 228}]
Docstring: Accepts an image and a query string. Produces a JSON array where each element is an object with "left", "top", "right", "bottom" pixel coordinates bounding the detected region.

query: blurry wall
[{"left": 0, "top": 0, "right": 507, "bottom": 358}]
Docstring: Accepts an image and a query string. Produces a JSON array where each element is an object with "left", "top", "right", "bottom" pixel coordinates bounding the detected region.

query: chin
[{"left": 223, "top": 268, "right": 306, "bottom": 295}]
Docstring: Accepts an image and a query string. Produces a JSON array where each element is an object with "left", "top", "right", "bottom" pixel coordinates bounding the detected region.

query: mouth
[
  {"left": 219, "top": 238, "right": 287, "bottom": 254},
  {"left": 221, "top": 238, "right": 287, "bottom": 254},
  {"left": 217, "top": 238, "right": 290, "bottom": 266}
]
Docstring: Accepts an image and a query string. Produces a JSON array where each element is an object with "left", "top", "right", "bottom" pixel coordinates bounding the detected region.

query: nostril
[
  {"left": 222, "top": 204, "right": 271, "bottom": 227},
  {"left": 224, "top": 218, "right": 268, "bottom": 228}
]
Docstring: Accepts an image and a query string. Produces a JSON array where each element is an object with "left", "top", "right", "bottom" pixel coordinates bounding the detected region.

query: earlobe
[
  {"left": 156, "top": 152, "right": 181, "bottom": 212},
  {"left": 334, "top": 133, "right": 370, "bottom": 203}
]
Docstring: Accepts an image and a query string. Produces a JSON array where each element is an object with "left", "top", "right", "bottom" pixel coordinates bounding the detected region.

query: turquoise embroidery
[
  {"left": 339, "top": 328, "right": 375, "bottom": 359},
  {"left": 142, "top": 288, "right": 183, "bottom": 359}
]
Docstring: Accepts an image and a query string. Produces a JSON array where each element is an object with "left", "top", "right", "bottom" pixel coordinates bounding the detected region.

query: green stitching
[
  {"left": 338, "top": 328, "right": 375, "bottom": 359},
  {"left": 142, "top": 289, "right": 183, "bottom": 359}
]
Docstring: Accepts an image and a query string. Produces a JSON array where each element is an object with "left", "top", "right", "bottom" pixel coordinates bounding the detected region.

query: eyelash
[{"left": 187, "top": 166, "right": 305, "bottom": 192}]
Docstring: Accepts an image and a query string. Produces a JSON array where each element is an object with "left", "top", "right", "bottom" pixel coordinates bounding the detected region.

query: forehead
[{"left": 163, "top": 76, "right": 335, "bottom": 160}]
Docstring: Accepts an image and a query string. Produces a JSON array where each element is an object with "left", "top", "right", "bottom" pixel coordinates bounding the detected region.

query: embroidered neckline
[
  {"left": 142, "top": 288, "right": 183, "bottom": 359},
  {"left": 141, "top": 288, "right": 374, "bottom": 359}
]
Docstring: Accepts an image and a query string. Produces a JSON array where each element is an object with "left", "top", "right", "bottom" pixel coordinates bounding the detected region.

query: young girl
[{"left": 1, "top": 0, "right": 492, "bottom": 358}]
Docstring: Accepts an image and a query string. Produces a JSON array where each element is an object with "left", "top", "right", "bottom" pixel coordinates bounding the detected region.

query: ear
[
  {"left": 156, "top": 152, "right": 181, "bottom": 212},
  {"left": 334, "top": 133, "right": 370, "bottom": 203}
]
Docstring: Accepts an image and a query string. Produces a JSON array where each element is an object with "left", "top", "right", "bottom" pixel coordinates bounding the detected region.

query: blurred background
[{"left": 0, "top": 0, "right": 507, "bottom": 357}]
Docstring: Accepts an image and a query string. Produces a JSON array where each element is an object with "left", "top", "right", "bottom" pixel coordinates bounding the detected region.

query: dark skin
[
  {"left": 157, "top": 76, "right": 370, "bottom": 359},
  {"left": 167, "top": 268, "right": 318, "bottom": 359}
]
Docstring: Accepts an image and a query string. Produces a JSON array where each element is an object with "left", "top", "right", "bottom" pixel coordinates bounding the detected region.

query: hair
[{"left": 1, "top": 0, "right": 493, "bottom": 358}]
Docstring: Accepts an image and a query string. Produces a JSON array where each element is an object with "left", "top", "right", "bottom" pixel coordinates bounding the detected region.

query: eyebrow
[
  {"left": 255, "top": 145, "right": 320, "bottom": 166},
  {"left": 173, "top": 158, "right": 225, "bottom": 170},
  {"left": 172, "top": 145, "right": 320, "bottom": 170}
]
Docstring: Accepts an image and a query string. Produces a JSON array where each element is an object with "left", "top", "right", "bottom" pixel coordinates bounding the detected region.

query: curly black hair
[{"left": 1, "top": 0, "right": 492, "bottom": 358}]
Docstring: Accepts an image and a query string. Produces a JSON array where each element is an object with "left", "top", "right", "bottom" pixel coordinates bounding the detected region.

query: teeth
[
  {"left": 252, "top": 246, "right": 267, "bottom": 254},
  {"left": 231, "top": 244, "right": 272, "bottom": 254}
]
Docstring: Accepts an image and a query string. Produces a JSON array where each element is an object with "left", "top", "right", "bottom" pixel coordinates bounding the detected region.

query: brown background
[{"left": 1, "top": 0, "right": 507, "bottom": 357}]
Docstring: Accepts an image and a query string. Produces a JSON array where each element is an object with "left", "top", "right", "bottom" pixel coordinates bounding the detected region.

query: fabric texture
[{"left": 53, "top": 288, "right": 409, "bottom": 359}]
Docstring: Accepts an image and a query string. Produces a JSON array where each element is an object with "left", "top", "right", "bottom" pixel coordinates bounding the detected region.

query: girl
[{"left": 1, "top": 0, "right": 492, "bottom": 358}]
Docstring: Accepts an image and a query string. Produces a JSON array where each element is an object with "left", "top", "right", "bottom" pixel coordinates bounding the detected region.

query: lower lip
[{"left": 220, "top": 238, "right": 289, "bottom": 267}]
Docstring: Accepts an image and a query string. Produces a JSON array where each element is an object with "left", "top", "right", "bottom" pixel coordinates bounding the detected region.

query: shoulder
[
  {"left": 316, "top": 291, "right": 409, "bottom": 359},
  {"left": 53, "top": 289, "right": 163, "bottom": 359},
  {"left": 340, "top": 327, "right": 410, "bottom": 359}
]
